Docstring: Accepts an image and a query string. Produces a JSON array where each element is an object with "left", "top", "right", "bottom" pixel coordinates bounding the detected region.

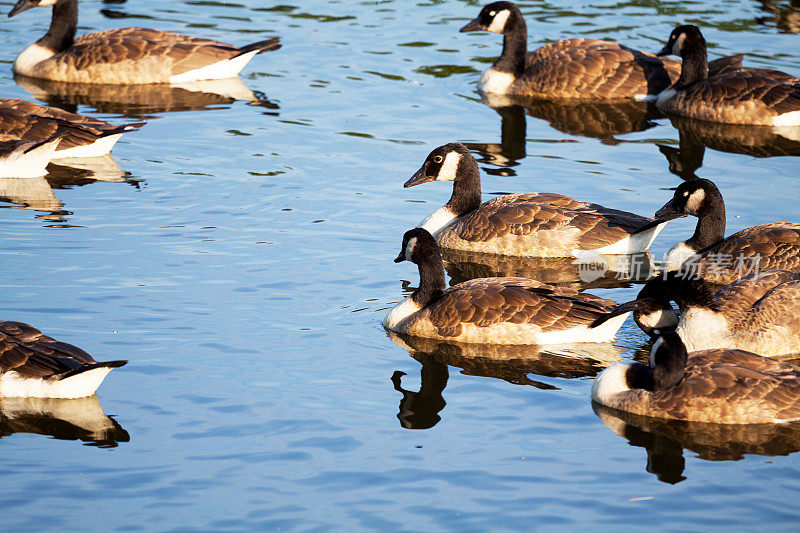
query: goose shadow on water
[
  {"left": 387, "top": 331, "right": 622, "bottom": 429},
  {"left": 657, "top": 115, "right": 800, "bottom": 181},
  {"left": 15, "top": 75, "right": 280, "bottom": 120},
  {"left": 593, "top": 402, "right": 800, "bottom": 485},
  {"left": 0, "top": 395, "right": 129, "bottom": 448}
]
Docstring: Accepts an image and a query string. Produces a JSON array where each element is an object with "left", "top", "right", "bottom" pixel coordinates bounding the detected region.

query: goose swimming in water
[
  {"left": 592, "top": 329, "right": 800, "bottom": 424},
  {"left": 405, "top": 142, "right": 682, "bottom": 257},
  {"left": 8, "top": 0, "right": 281, "bottom": 84},
  {"left": 0, "top": 321, "right": 126, "bottom": 398},
  {"left": 460, "top": 2, "right": 742, "bottom": 98},
  {"left": 0, "top": 136, "right": 61, "bottom": 178},
  {"left": 383, "top": 228, "right": 630, "bottom": 345}
]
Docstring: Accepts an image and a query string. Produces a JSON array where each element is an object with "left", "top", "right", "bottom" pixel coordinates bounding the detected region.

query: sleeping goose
[
  {"left": 0, "top": 98, "right": 143, "bottom": 157},
  {"left": 405, "top": 142, "right": 682, "bottom": 257},
  {"left": 592, "top": 270, "right": 800, "bottom": 357},
  {"left": 8, "top": 0, "right": 281, "bottom": 84},
  {"left": 383, "top": 227, "right": 630, "bottom": 345},
  {"left": 0, "top": 136, "right": 61, "bottom": 178},
  {"left": 656, "top": 178, "right": 800, "bottom": 283},
  {"left": 459, "top": 2, "right": 742, "bottom": 98},
  {"left": 655, "top": 25, "right": 800, "bottom": 126},
  {"left": 0, "top": 321, "right": 126, "bottom": 398},
  {"left": 592, "top": 329, "right": 800, "bottom": 424}
]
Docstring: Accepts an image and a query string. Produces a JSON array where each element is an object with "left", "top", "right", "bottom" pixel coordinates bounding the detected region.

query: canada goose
[
  {"left": 8, "top": 0, "right": 281, "bottom": 84},
  {"left": 0, "top": 98, "right": 143, "bottom": 157},
  {"left": 655, "top": 178, "right": 800, "bottom": 283},
  {"left": 460, "top": 2, "right": 742, "bottom": 98},
  {"left": 655, "top": 25, "right": 800, "bottom": 126},
  {"left": 592, "top": 329, "right": 800, "bottom": 424},
  {"left": 0, "top": 321, "right": 126, "bottom": 398},
  {"left": 0, "top": 136, "right": 61, "bottom": 178},
  {"left": 405, "top": 143, "right": 682, "bottom": 257},
  {"left": 383, "top": 228, "right": 630, "bottom": 344},
  {"left": 593, "top": 270, "right": 800, "bottom": 357}
]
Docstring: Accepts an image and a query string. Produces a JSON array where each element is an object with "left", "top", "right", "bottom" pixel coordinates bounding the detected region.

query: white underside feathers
[
  {"left": 0, "top": 367, "right": 115, "bottom": 399},
  {"left": 0, "top": 138, "right": 61, "bottom": 178},
  {"left": 592, "top": 361, "right": 636, "bottom": 404},
  {"left": 169, "top": 50, "right": 259, "bottom": 83},
  {"left": 772, "top": 111, "right": 800, "bottom": 128},
  {"left": 53, "top": 133, "right": 123, "bottom": 158},
  {"left": 383, "top": 298, "right": 422, "bottom": 330},
  {"left": 574, "top": 222, "right": 666, "bottom": 256}
]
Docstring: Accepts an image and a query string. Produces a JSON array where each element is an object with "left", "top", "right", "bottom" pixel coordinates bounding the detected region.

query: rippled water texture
[{"left": 1, "top": 0, "right": 799, "bottom": 530}]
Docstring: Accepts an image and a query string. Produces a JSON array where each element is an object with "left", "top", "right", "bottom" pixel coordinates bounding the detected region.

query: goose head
[
  {"left": 8, "top": 0, "right": 56, "bottom": 18},
  {"left": 656, "top": 24, "right": 705, "bottom": 58},
  {"left": 404, "top": 143, "right": 474, "bottom": 188},
  {"left": 460, "top": 1, "right": 522, "bottom": 34},
  {"left": 395, "top": 227, "right": 439, "bottom": 265},
  {"left": 655, "top": 178, "right": 722, "bottom": 220}
]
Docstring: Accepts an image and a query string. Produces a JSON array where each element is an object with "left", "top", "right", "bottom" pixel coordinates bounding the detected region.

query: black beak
[
  {"left": 460, "top": 18, "right": 483, "bottom": 32},
  {"left": 394, "top": 251, "right": 405, "bottom": 263},
  {"left": 589, "top": 300, "right": 641, "bottom": 329},
  {"left": 656, "top": 43, "right": 672, "bottom": 57},
  {"left": 654, "top": 198, "right": 679, "bottom": 219},
  {"left": 404, "top": 165, "right": 433, "bottom": 188},
  {"left": 9, "top": 0, "right": 37, "bottom": 18}
]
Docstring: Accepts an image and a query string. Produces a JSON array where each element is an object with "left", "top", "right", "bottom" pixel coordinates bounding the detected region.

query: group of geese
[
  {"left": 1, "top": 1, "right": 800, "bottom": 425},
  {"left": 383, "top": 2, "right": 800, "bottom": 425}
]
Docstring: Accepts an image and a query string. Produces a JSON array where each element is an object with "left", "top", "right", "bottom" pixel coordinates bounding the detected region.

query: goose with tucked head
[
  {"left": 656, "top": 25, "right": 800, "bottom": 126},
  {"left": 593, "top": 270, "right": 800, "bottom": 357},
  {"left": 405, "top": 143, "right": 682, "bottom": 257},
  {"left": 460, "top": 2, "right": 741, "bottom": 98},
  {"left": 592, "top": 329, "right": 800, "bottom": 424},
  {"left": 0, "top": 321, "right": 126, "bottom": 398},
  {"left": 655, "top": 178, "right": 800, "bottom": 283},
  {"left": 8, "top": 0, "right": 280, "bottom": 84},
  {"left": 383, "top": 228, "right": 630, "bottom": 345}
]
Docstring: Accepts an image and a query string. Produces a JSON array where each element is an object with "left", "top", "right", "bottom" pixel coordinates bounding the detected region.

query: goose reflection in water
[
  {"left": 0, "top": 155, "right": 139, "bottom": 223},
  {"left": 388, "top": 331, "right": 621, "bottom": 429},
  {"left": 658, "top": 115, "right": 800, "bottom": 181},
  {"left": 15, "top": 75, "right": 279, "bottom": 120},
  {"left": 594, "top": 403, "right": 800, "bottom": 484},
  {"left": 755, "top": 0, "right": 800, "bottom": 33},
  {"left": 0, "top": 395, "right": 129, "bottom": 448}
]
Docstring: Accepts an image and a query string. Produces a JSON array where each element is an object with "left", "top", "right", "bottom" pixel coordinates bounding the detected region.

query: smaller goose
[
  {"left": 405, "top": 143, "right": 681, "bottom": 257},
  {"left": 0, "top": 136, "right": 61, "bottom": 178},
  {"left": 592, "top": 270, "right": 800, "bottom": 357},
  {"left": 460, "top": 2, "right": 742, "bottom": 98},
  {"left": 655, "top": 178, "right": 800, "bottom": 283},
  {"left": 8, "top": 0, "right": 281, "bottom": 84},
  {"left": 592, "top": 329, "right": 800, "bottom": 424},
  {"left": 0, "top": 321, "right": 126, "bottom": 398},
  {"left": 383, "top": 228, "right": 630, "bottom": 345},
  {"left": 655, "top": 25, "right": 800, "bottom": 126},
  {"left": 0, "top": 98, "right": 144, "bottom": 158}
]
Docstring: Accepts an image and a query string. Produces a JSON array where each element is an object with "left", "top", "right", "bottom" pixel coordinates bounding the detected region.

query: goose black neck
[
  {"left": 495, "top": 12, "right": 528, "bottom": 77},
  {"left": 444, "top": 156, "right": 483, "bottom": 216},
  {"left": 677, "top": 39, "right": 708, "bottom": 87},
  {"left": 651, "top": 339, "right": 687, "bottom": 391},
  {"left": 411, "top": 248, "right": 447, "bottom": 308},
  {"left": 641, "top": 273, "right": 715, "bottom": 310},
  {"left": 37, "top": 0, "right": 77, "bottom": 52},
  {"left": 687, "top": 188, "right": 726, "bottom": 252}
]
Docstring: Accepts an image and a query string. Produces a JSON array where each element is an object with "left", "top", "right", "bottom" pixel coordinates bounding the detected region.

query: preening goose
[
  {"left": 655, "top": 25, "right": 800, "bottom": 126},
  {"left": 460, "top": 2, "right": 742, "bottom": 98},
  {"left": 383, "top": 228, "right": 629, "bottom": 345},
  {"left": 0, "top": 98, "right": 143, "bottom": 157},
  {"left": 405, "top": 143, "right": 681, "bottom": 257},
  {"left": 656, "top": 178, "right": 800, "bottom": 283},
  {"left": 593, "top": 270, "right": 800, "bottom": 357},
  {"left": 0, "top": 321, "right": 126, "bottom": 398},
  {"left": 0, "top": 136, "right": 61, "bottom": 178},
  {"left": 8, "top": 0, "right": 281, "bottom": 84},
  {"left": 592, "top": 329, "right": 800, "bottom": 424}
]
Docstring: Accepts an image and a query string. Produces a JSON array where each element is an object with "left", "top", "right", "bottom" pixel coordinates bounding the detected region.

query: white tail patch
[
  {"left": 0, "top": 367, "right": 115, "bottom": 399},
  {"left": 52, "top": 133, "right": 123, "bottom": 158},
  {"left": 574, "top": 222, "right": 666, "bottom": 256},
  {"left": 772, "top": 112, "right": 800, "bottom": 128},
  {"left": 538, "top": 311, "right": 630, "bottom": 344},
  {"left": 169, "top": 50, "right": 259, "bottom": 83}
]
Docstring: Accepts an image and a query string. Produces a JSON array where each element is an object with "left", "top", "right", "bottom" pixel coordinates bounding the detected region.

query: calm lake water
[{"left": 1, "top": 0, "right": 799, "bottom": 530}]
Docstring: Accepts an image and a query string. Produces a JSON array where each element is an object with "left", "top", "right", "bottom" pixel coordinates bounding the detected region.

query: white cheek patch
[
  {"left": 404, "top": 236, "right": 417, "bottom": 261},
  {"left": 672, "top": 33, "right": 685, "bottom": 55},
  {"left": 487, "top": 9, "right": 510, "bottom": 33},
  {"left": 437, "top": 152, "right": 461, "bottom": 182},
  {"left": 686, "top": 189, "right": 705, "bottom": 214}
]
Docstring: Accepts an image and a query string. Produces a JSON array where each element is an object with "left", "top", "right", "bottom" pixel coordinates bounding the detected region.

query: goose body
[
  {"left": 383, "top": 228, "right": 629, "bottom": 345},
  {"left": 460, "top": 2, "right": 742, "bottom": 99},
  {"left": 405, "top": 143, "right": 680, "bottom": 258},
  {"left": 656, "top": 179, "right": 800, "bottom": 284},
  {"left": 592, "top": 330, "right": 800, "bottom": 424},
  {"left": 8, "top": 0, "right": 280, "bottom": 85},
  {"left": 656, "top": 25, "right": 800, "bottom": 126},
  {"left": 0, "top": 98, "right": 143, "bottom": 158},
  {"left": 0, "top": 321, "right": 126, "bottom": 398},
  {"left": 0, "top": 137, "right": 61, "bottom": 178}
]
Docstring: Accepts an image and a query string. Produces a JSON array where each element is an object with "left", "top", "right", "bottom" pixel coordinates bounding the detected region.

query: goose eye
[
  {"left": 683, "top": 191, "right": 689, "bottom": 197},
  {"left": 489, "top": 11, "right": 496, "bottom": 16},
  {"left": 433, "top": 155, "right": 443, "bottom": 164}
]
